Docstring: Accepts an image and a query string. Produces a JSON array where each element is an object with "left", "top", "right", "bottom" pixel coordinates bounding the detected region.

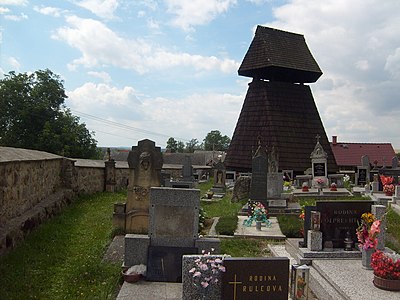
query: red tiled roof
[{"left": 330, "top": 142, "right": 396, "bottom": 167}]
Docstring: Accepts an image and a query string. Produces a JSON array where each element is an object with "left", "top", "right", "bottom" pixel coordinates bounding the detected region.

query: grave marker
[
  {"left": 316, "top": 201, "right": 372, "bottom": 248},
  {"left": 222, "top": 257, "right": 289, "bottom": 300},
  {"left": 250, "top": 144, "right": 268, "bottom": 202}
]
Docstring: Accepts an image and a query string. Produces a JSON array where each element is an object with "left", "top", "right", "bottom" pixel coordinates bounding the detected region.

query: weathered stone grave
[
  {"left": 221, "top": 257, "right": 289, "bottom": 300},
  {"left": 124, "top": 187, "right": 220, "bottom": 282},
  {"left": 113, "top": 139, "right": 163, "bottom": 234},
  {"left": 267, "top": 145, "right": 285, "bottom": 208},
  {"left": 212, "top": 160, "right": 226, "bottom": 194},
  {"left": 249, "top": 144, "right": 268, "bottom": 204},
  {"left": 311, "top": 135, "right": 328, "bottom": 187}
]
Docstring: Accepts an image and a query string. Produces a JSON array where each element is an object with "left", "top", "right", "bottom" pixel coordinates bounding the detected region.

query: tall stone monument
[
  {"left": 310, "top": 135, "right": 328, "bottom": 187},
  {"left": 249, "top": 141, "right": 268, "bottom": 203},
  {"left": 125, "top": 139, "right": 163, "bottom": 234}
]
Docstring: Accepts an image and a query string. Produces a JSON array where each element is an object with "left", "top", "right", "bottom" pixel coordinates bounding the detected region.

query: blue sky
[{"left": 1, "top": 0, "right": 400, "bottom": 151}]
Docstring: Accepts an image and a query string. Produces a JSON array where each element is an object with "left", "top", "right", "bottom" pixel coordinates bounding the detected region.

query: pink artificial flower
[
  {"left": 199, "top": 263, "right": 208, "bottom": 271},
  {"left": 370, "top": 220, "right": 381, "bottom": 236},
  {"left": 189, "top": 267, "right": 196, "bottom": 273},
  {"left": 193, "top": 271, "right": 201, "bottom": 278},
  {"left": 201, "top": 281, "right": 209, "bottom": 288}
]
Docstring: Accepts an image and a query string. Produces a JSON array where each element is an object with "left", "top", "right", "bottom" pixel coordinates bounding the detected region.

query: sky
[{"left": 1, "top": 0, "right": 400, "bottom": 151}]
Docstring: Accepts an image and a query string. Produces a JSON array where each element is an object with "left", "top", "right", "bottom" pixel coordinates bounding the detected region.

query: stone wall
[{"left": 0, "top": 147, "right": 129, "bottom": 256}]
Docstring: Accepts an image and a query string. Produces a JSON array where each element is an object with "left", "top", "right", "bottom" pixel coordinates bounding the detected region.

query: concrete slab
[
  {"left": 234, "top": 216, "right": 286, "bottom": 239},
  {"left": 116, "top": 281, "right": 182, "bottom": 300}
]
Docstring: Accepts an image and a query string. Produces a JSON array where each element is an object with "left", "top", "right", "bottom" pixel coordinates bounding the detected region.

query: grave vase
[
  {"left": 361, "top": 248, "right": 375, "bottom": 270},
  {"left": 256, "top": 221, "right": 262, "bottom": 231},
  {"left": 373, "top": 275, "right": 400, "bottom": 291}
]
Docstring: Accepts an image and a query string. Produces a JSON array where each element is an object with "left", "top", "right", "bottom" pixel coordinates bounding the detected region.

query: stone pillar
[
  {"left": 307, "top": 230, "right": 323, "bottom": 251},
  {"left": 105, "top": 160, "right": 116, "bottom": 192},
  {"left": 394, "top": 185, "right": 400, "bottom": 204},
  {"left": 372, "top": 205, "right": 386, "bottom": 251}
]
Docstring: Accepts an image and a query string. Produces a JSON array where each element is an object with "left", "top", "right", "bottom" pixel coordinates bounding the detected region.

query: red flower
[{"left": 371, "top": 251, "right": 400, "bottom": 280}]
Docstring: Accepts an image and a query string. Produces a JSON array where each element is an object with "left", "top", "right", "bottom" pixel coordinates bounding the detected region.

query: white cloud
[
  {"left": 8, "top": 56, "right": 21, "bottom": 71},
  {"left": 4, "top": 12, "right": 27, "bottom": 20},
  {"left": 165, "top": 0, "right": 237, "bottom": 31},
  {"left": 87, "top": 71, "right": 112, "bottom": 83},
  {"left": 34, "top": 6, "right": 63, "bottom": 17},
  {"left": 385, "top": 48, "right": 400, "bottom": 79},
  {"left": 0, "top": 7, "right": 10, "bottom": 13},
  {"left": 75, "top": 0, "right": 119, "bottom": 20},
  {"left": 52, "top": 16, "right": 239, "bottom": 74},
  {"left": 264, "top": 0, "right": 400, "bottom": 146},
  {"left": 66, "top": 81, "right": 243, "bottom": 146},
  {"left": 0, "top": 0, "right": 27, "bottom": 5}
]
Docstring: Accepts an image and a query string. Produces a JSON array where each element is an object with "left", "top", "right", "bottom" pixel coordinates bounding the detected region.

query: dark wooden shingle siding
[
  {"left": 238, "top": 26, "right": 322, "bottom": 83},
  {"left": 225, "top": 80, "right": 337, "bottom": 173}
]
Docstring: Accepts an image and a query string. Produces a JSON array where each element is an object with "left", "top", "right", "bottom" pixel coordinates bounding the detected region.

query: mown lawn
[{"left": 0, "top": 191, "right": 126, "bottom": 300}]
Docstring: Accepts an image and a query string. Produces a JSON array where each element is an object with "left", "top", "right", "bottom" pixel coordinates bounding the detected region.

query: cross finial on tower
[{"left": 315, "top": 134, "right": 321, "bottom": 144}]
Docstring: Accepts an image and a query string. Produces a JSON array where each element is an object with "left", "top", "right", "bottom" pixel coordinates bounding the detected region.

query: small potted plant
[{"left": 371, "top": 250, "right": 400, "bottom": 291}]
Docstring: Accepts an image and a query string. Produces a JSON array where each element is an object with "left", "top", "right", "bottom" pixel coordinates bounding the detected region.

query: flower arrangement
[
  {"left": 302, "top": 182, "right": 309, "bottom": 192},
  {"left": 315, "top": 178, "right": 325, "bottom": 185},
  {"left": 356, "top": 212, "right": 381, "bottom": 250},
  {"left": 243, "top": 201, "right": 271, "bottom": 227},
  {"left": 380, "top": 175, "right": 394, "bottom": 195},
  {"left": 189, "top": 249, "right": 226, "bottom": 289},
  {"left": 383, "top": 184, "right": 395, "bottom": 194},
  {"left": 371, "top": 251, "right": 400, "bottom": 280}
]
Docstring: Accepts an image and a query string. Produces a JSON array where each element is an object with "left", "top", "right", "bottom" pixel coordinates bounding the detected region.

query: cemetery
[{"left": 1, "top": 25, "right": 400, "bottom": 300}]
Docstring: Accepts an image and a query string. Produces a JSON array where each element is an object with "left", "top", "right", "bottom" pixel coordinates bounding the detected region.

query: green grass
[
  {"left": 221, "top": 238, "right": 272, "bottom": 257},
  {"left": 277, "top": 215, "right": 303, "bottom": 238},
  {"left": 201, "top": 190, "right": 246, "bottom": 219},
  {"left": 386, "top": 207, "right": 400, "bottom": 253},
  {"left": 0, "top": 191, "right": 126, "bottom": 300}
]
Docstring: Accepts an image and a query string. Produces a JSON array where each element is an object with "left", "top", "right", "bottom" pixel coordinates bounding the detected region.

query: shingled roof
[
  {"left": 224, "top": 80, "right": 337, "bottom": 173},
  {"left": 238, "top": 26, "right": 322, "bottom": 83}
]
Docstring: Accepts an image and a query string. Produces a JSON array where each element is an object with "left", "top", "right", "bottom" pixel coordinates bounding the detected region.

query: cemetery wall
[{"left": 0, "top": 152, "right": 129, "bottom": 256}]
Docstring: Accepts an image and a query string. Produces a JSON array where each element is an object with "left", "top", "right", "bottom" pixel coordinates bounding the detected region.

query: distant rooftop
[
  {"left": 238, "top": 26, "right": 322, "bottom": 83},
  {"left": 330, "top": 136, "right": 397, "bottom": 167}
]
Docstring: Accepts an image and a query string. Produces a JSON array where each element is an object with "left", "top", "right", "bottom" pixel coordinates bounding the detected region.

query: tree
[
  {"left": 0, "top": 69, "right": 99, "bottom": 158},
  {"left": 177, "top": 141, "right": 185, "bottom": 153},
  {"left": 203, "top": 130, "right": 231, "bottom": 151},
  {"left": 166, "top": 137, "right": 178, "bottom": 153},
  {"left": 185, "top": 138, "right": 200, "bottom": 153}
]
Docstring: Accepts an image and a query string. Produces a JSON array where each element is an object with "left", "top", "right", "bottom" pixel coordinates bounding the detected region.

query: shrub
[
  {"left": 277, "top": 214, "right": 303, "bottom": 238},
  {"left": 215, "top": 216, "right": 238, "bottom": 235}
]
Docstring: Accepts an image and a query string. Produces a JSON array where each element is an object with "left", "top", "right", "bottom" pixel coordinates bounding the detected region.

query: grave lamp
[
  {"left": 344, "top": 231, "right": 353, "bottom": 251},
  {"left": 291, "top": 264, "right": 310, "bottom": 300}
]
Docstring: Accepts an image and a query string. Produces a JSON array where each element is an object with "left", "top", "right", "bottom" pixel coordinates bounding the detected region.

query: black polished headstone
[
  {"left": 313, "top": 163, "right": 325, "bottom": 177},
  {"left": 357, "top": 168, "right": 367, "bottom": 186},
  {"left": 146, "top": 246, "right": 197, "bottom": 282},
  {"left": 316, "top": 201, "right": 372, "bottom": 248},
  {"left": 222, "top": 257, "right": 289, "bottom": 300}
]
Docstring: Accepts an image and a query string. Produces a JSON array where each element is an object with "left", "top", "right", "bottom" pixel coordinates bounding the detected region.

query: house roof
[
  {"left": 330, "top": 142, "right": 396, "bottom": 167},
  {"left": 238, "top": 26, "right": 322, "bottom": 83},
  {"left": 224, "top": 79, "right": 337, "bottom": 173}
]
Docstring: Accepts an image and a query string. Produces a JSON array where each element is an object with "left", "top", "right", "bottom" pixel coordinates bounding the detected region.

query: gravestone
[
  {"left": 392, "top": 156, "right": 399, "bottom": 169},
  {"left": 356, "top": 155, "right": 370, "bottom": 186},
  {"left": 124, "top": 187, "right": 221, "bottom": 283},
  {"left": 182, "top": 155, "right": 194, "bottom": 182},
  {"left": 310, "top": 135, "right": 328, "bottom": 186},
  {"left": 212, "top": 161, "right": 226, "bottom": 192},
  {"left": 328, "top": 174, "right": 344, "bottom": 188},
  {"left": 125, "top": 139, "right": 163, "bottom": 234},
  {"left": 316, "top": 201, "right": 372, "bottom": 248},
  {"left": 250, "top": 144, "right": 268, "bottom": 202},
  {"left": 222, "top": 257, "right": 289, "bottom": 300},
  {"left": 299, "top": 206, "right": 316, "bottom": 248},
  {"left": 225, "top": 171, "right": 236, "bottom": 183}
]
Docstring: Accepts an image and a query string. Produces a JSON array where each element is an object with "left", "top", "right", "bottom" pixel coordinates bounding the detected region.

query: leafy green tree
[
  {"left": 0, "top": 69, "right": 99, "bottom": 158},
  {"left": 185, "top": 138, "right": 201, "bottom": 153},
  {"left": 177, "top": 141, "right": 185, "bottom": 153},
  {"left": 203, "top": 130, "right": 231, "bottom": 151},
  {"left": 166, "top": 137, "right": 178, "bottom": 153}
]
